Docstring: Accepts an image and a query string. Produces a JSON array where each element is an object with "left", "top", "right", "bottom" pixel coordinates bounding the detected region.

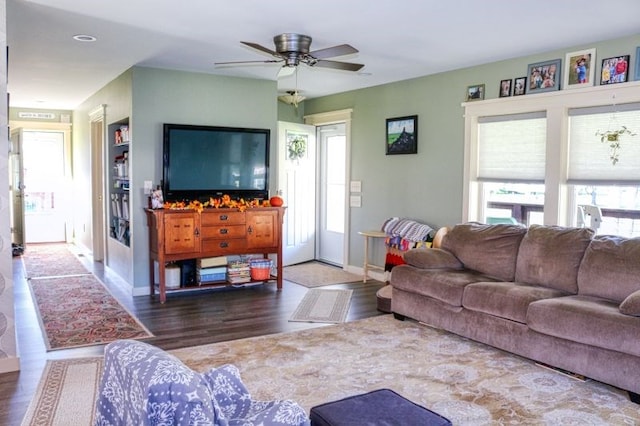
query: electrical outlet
[{"left": 143, "top": 180, "right": 153, "bottom": 195}]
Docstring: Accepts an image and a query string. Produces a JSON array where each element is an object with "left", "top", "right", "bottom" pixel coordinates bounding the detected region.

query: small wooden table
[{"left": 358, "top": 230, "right": 387, "bottom": 283}]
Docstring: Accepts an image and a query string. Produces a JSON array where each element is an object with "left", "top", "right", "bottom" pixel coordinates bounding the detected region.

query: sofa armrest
[
  {"left": 620, "top": 289, "right": 640, "bottom": 316},
  {"left": 403, "top": 248, "right": 463, "bottom": 270}
]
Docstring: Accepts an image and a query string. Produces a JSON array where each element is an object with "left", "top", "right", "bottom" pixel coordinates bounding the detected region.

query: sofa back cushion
[
  {"left": 441, "top": 222, "right": 527, "bottom": 281},
  {"left": 578, "top": 235, "right": 640, "bottom": 302},
  {"left": 515, "top": 225, "right": 593, "bottom": 293}
]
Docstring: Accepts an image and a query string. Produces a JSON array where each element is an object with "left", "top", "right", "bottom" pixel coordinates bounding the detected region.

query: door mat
[
  {"left": 284, "top": 261, "right": 361, "bottom": 288},
  {"left": 289, "top": 288, "right": 353, "bottom": 323}
]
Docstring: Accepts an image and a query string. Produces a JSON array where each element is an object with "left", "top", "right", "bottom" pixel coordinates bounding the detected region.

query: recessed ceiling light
[{"left": 73, "top": 34, "right": 97, "bottom": 42}]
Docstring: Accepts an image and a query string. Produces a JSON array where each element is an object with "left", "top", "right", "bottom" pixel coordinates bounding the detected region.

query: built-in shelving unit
[{"left": 108, "top": 118, "right": 131, "bottom": 246}]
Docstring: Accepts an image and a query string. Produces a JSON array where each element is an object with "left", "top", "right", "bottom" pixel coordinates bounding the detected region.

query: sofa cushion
[
  {"left": 391, "top": 264, "right": 497, "bottom": 307},
  {"left": 578, "top": 235, "right": 640, "bottom": 303},
  {"left": 441, "top": 222, "right": 527, "bottom": 281},
  {"left": 515, "top": 225, "right": 593, "bottom": 293},
  {"left": 462, "top": 282, "right": 569, "bottom": 324},
  {"left": 403, "top": 248, "right": 464, "bottom": 270},
  {"left": 620, "top": 290, "right": 640, "bottom": 316},
  {"left": 527, "top": 295, "right": 640, "bottom": 358}
]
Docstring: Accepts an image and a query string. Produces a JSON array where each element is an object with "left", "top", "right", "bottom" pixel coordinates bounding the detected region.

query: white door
[
  {"left": 22, "top": 130, "right": 69, "bottom": 243},
  {"left": 318, "top": 123, "right": 347, "bottom": 266},
  {"left": 277, "top": 121, "right": 316, "bottom": 266},
  {"left": 9, "top": 130, "right": 25, "bottom": 246}
]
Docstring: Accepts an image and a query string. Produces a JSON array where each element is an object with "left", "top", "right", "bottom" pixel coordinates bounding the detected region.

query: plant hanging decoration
[
  {"left": 287, "top": 134, "right": 307, "bottom": 162},
  {"left": 596, "top": 126, "right": 636, "bottom": 165},
  {"left": 595, "top": 95, "right": 637, "bottom": 166}
]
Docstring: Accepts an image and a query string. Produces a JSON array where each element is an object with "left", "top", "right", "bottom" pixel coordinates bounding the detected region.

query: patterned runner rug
[
  {"left": 289, "top": 288, "right": 353, "bottom": 323},
  {"left": 283, "top": 261, "right": 362, "bottom": 287},
  {"left": 29, "top": 274, "right": 153, "bottom": 350},
  {"left": 21, "top": 243, "right": 90, "bottom": 278},
  {"left": 22, "top": 315, "right": 640, "bottom": 425}
]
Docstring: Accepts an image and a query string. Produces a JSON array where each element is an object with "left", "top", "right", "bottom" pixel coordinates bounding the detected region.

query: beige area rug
[
  {"left": 283, "top": 261, "right": 362, "bottom": 287},
  {"left": 21, "top": 243, "right": 90, "bottom": 279},
  {"left": 289, "top": 288, "right": 353, "bottom": 323},
  {"left": 22, "top": 357, "right": 103, "bottom": 426},
  {"left": 23, "top": 315, "right": 640, "bottom": 425}
]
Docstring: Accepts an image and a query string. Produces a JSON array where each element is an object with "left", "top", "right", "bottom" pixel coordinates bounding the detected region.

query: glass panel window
[
  {"left": 573, "top": 184, "right": 640, "bottom": 237},
  {"left": 483, "top": 182, "right": 545, "bottom": 226}
]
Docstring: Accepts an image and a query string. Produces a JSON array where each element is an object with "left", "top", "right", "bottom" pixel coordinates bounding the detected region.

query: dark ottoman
[{"left": 309, "top": 388, "right": 451, "bottom": 426}]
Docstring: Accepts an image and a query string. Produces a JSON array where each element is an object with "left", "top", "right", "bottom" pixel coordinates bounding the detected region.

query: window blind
[
  {"left": 477, "top": 112, "right": 546, "bottom": 182},
  {"left": 568, "top": 103, "right": 640, "bottom": 184}
]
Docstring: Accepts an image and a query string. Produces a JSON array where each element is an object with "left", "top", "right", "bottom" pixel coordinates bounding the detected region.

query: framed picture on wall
[
  {"left": 601, "top": 55, "right": 630, "bottom": 84},
  {"left": 526, "top": 59, "right": 562, "bottom": 93},
  {"left": 466, "top": 84, "right": 485, "bottom": 101},
  {"left": 513, "top": 77, "right": 526, "bottom": 96},
  {"left": 386, "top": 115, "right": 418, "bottom": 155},
  {"left": 499, "top": 79, "right": 512, "bottom": 97},
  {"left": 563, "top": 48, "right": 596, "bottom": 89}
]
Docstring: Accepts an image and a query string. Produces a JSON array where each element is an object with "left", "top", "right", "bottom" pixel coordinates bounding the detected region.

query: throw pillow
[
  {"left": 403, "top": 248, "right": 463, "bottom": 270},
  {"left": 620, "top": 290, "right": 640, "bottom": 316}
]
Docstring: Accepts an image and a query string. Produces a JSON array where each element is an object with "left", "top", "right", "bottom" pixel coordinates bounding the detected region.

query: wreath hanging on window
[{"left": 288, "top": 136, "right": 307, "bottom": 161}]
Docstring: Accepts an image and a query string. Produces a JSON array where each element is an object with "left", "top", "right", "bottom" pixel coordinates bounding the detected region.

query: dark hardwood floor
[{"left": 1, "top": 250, "right": 386, "bottom": 426}]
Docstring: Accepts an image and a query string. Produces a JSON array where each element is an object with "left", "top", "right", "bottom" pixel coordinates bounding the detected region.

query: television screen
[{"left": 163, "top": 123, "right": 270, "bottom": 201}]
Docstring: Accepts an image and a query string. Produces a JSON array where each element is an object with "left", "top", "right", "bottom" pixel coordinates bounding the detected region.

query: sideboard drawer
[
  {"left": 201, "top": 224, "right": 246, "bottom": 239},
  {"left": 201, "top": 238, "right": 248, "bottom": 254},
  {"left": 201, "top": 211, "right": 245, "bottom": 226}
]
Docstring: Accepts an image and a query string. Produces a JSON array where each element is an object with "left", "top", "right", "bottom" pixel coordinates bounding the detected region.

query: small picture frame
[
  {"left": 635, "top": 47, "right": 640, "bottom": 81},
  {"left": 513, "top": 77, "right": 526, "bottom": 96},
  {"left": 600, "top": 55, "right": 630, "bottom": 85},
  {"left": 564, "top": 48, "right": 596, "bottom": 89},
  {"left": 466, "top": 84, "right": 485, "bottom": 101},
  {"left": 386, "top": 115, "right": 418, "bottom": 155},
  {"left": 526, "top": 59, "right": 562, "bottom": 93},
  {"left": 499, "top": 79, "right": 512, "bottom": 97}
]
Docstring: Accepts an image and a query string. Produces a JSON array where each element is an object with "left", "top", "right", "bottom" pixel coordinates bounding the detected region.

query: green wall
[
  {"left": 304, "top": 33, "right": 640, "bottom": 267},
  {"left": 130, "top": 67, "right": 277, "bottom": 289}
]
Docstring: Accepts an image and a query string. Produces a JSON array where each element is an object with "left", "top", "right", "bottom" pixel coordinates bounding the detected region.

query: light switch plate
[
  {"left": 143, "top": 180, "right": 153, "bottom": 195},
  {"left": 350, "top": 180, "right": 362, "bottom": 193},
  {"left": 350, "top": 195, "right": 362, "bottom": 207}
]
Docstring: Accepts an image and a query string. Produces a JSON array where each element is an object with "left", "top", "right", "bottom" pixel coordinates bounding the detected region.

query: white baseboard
[{"left": 343, "top": 265, "right": 387, "bottom": 283}]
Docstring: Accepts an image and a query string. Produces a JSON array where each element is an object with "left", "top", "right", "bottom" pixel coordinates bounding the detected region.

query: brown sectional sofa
[{"left": 390, "top": 222, "right": 640, "bottom": 402}]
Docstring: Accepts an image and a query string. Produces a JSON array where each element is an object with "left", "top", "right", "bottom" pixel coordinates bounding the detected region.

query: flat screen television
[{"left": 162, "top": 123, "right": 270, "bottom": 202}]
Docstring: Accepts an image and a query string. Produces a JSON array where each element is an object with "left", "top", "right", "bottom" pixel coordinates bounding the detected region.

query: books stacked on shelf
[
  {"left": 197, "top": 256, "right": 228, "bottom": 268},
  {"left": 227, "top": 260, "right": 251, "bottom": 284},
  {"left": 197, "top": 265, "right": 227, "bottom": 285}
]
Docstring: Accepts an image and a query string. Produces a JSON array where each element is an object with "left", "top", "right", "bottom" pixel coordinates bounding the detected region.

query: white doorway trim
[
  {"left": 89, "top": 104, "right": 107, "bottom": 262},
  {"left": 304, "top": 109, "right": 353, "bottom": 268}
]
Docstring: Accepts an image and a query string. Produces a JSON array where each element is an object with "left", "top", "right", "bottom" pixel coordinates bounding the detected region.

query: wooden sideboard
[{"left": 145, "top": 207, "right": 285, "bottom": 303}]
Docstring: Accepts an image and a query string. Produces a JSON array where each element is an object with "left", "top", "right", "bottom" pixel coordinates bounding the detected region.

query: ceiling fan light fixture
[{"left": 278, "top": 90, "right": 306, "bottom": 107}]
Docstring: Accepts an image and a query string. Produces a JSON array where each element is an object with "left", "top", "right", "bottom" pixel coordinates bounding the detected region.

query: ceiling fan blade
[
  {"left": 241, "top": 41, "right": 279, "bottom": 57},
  {"left": 277, "top": 66, "right": 296, "bottom": 78},
  {"left": 312, "top": 59, "right": 364, "bottom": 72},
  {"left": 215, "top": 59, "right": 282, "bottom": 67},
  {"left": 310, "top": 44, "right": 359, "bottom": 59}
]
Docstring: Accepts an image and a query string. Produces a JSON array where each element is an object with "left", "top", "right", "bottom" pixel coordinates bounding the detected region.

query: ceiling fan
[{"left": 215, "top": 33, "right": 364, "bottom": 75}]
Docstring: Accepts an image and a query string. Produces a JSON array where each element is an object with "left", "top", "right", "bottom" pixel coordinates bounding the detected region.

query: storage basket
[{"left": 250, "top": 259, "right": 272, "bottom": 281}]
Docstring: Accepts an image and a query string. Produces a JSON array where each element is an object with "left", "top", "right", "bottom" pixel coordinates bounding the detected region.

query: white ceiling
[{"left": 7, "top": 0, "right": 640, "bottom": 110}]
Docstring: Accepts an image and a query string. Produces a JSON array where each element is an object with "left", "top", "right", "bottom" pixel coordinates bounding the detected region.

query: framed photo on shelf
[
  {"left": 601, "top": 55, "right": 630, "bottom": 85},
  {"left": 563, "top": 48, "right": 596, "bottom": 89},
  {"left": 499, "top": 79, "right": 512, "bottom": 97},
  {"left": 386, "top": 115, "right": 418, "bottom": 155},
  {"left": 466, "top": 84, "right": 485, "bottom": 101},
  {"left": 635, "top": 47, "right": 640, "bottom": 80},
  {"left": 527, "top": 59, "right": 561, "bottom": 93},
  {"left": 514, "top": 77, "right": 526, "bottom": 96}
]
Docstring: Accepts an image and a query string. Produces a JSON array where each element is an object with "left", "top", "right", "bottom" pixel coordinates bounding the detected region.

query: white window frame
[{"left": 463, "top": 81, "right": 640, "bottom": 226}]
